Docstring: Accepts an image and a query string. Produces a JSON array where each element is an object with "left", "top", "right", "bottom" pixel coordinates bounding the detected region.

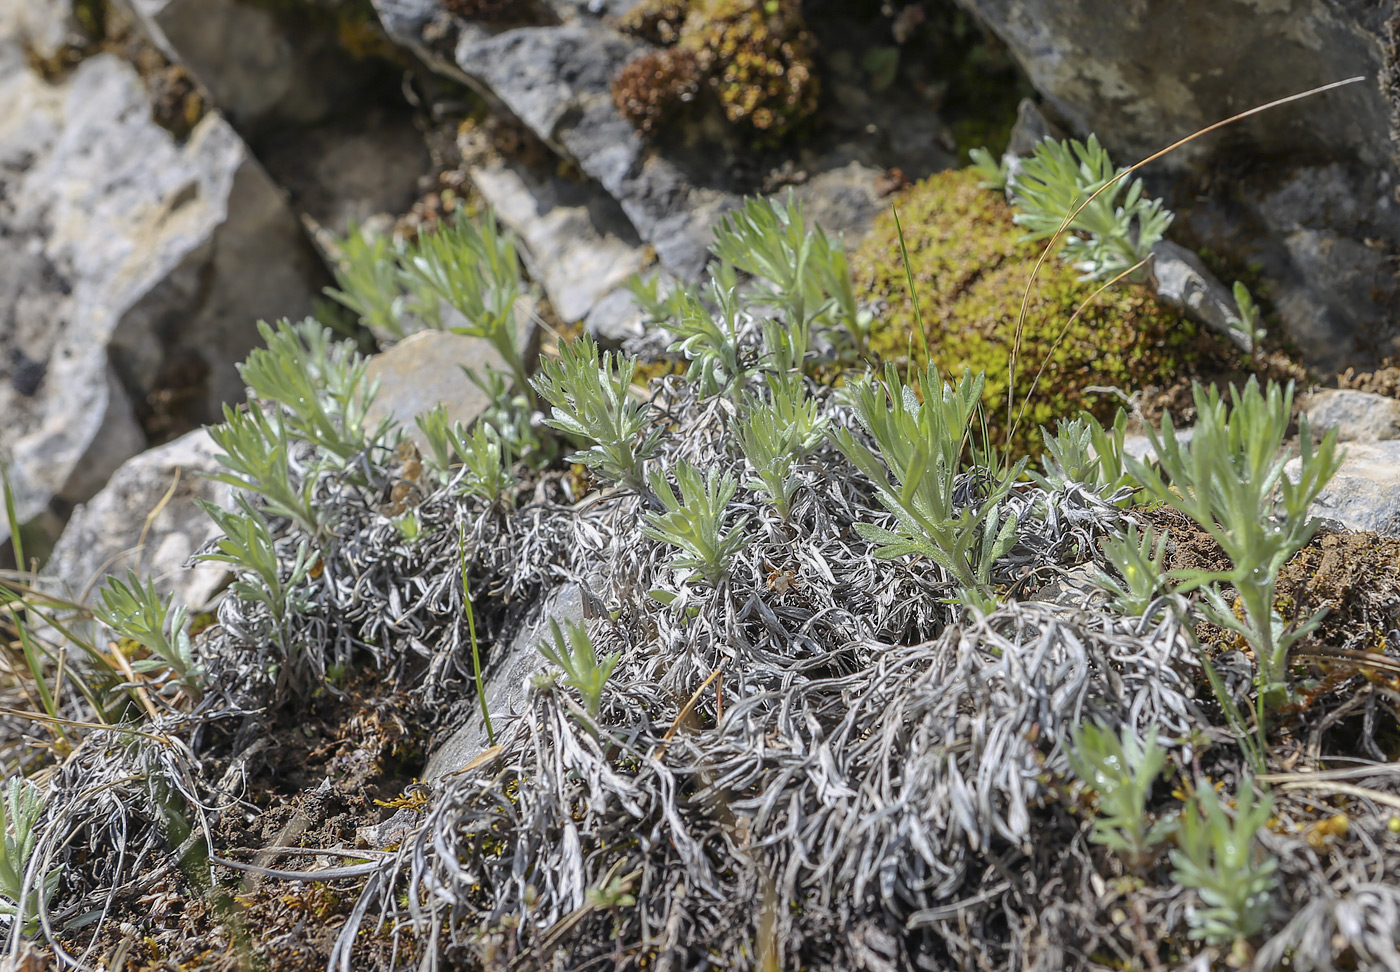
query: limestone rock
[
  {"left": 127, "top": 0, "right": 378, "bottom": 137},
  {"left": 1287, "top": 441, "right": 1400, "bottom": 538},
  {"left": 471, "top": 161, "right": 646, "bottom": 323},
  {"left": 0, "top": 47, "right": 322, "bottom": 551},
  {"left": 363, "top": 317, "right": 539, "bottom": 439},
  {"left": 955, "top": 0, "right": 1400, "bottom": 370},
  {"left": 45, "top": 429, "right": 232, "bottom": 610},
  {"left": 425, "top": 581, "right": 590, "bottom": 781},
  {"left": 1148, "top": 240, "right": 1252, "bottom": 353},
  {"left": 1302, "top": 389, "right": 1400, "bottom": 443}
]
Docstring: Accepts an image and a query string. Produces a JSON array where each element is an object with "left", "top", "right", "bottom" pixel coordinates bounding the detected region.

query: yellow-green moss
[{"left": 852, "top": 167, "right": 1216, "bottom": 453}]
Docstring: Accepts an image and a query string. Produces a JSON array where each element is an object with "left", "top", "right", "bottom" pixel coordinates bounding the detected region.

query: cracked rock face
[
  {"left": 0, "top": 35, "right": 323, "bottom": 549},
  {"left": 956, "top": 0, "right": 1400, "bottom": 371}
]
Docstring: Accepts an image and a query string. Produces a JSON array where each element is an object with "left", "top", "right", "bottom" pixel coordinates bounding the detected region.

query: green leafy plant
[
  {"left": 237, "top": 319, "right": 386, "bottom": 464},
  {"left": 399, "top": 213, "right": 529, "bottom": 402},
  {"left": 734, "top": 377, "right": 824, "bottom": 520},
  {"left": 94, "top": 570, "right": 204, "bottom": 703},
  {"left": 206, "top": 404, "right": 323, "bottom": 539},
  {"left": 1010, "top": 134, "right": 1173, "bottom": 281},
  {"left": 1232, "top": 280, "right": 1265, "bottom": 348},
  {"left": 831, "top": 365, "right": 1024, "bottom": 613},
  {"left": 652, "top": 267, "right": 756, "bottom": 397},
  {"left": 709, "top": 194, "right": 867, "bottom": 354},
  {"left": 466, "top": 365, "right": 554, "bottom": 470},
  {"left": 538, "top": 618, "right": 620, "bottom": 726},
  {"left": 324, "top": 223, "right": 409, "bottom": 337},
  {"left": 197, "top": 496, "right": 316, "bottom": 643},
  {"left": 0, "top": 777, "right": 58, "bottom": 937},
  {"left": 1089, "top": 523, "right": 1172, "bottom": 616},
  {"left": 532, "top": 337, "right": 659, "bottom": 494},
  {"left": 968, "top": 146, "right": 1009, "bottom": 192},
  {"left": 1169, "top": 780, "right": 1278, "bottom": 951},
  {"left": 1125, "top": 378, "right": 1342, "bottom": 712},
  {"left": 1065, "top": 721, "right": 1176, "bottom": 869},
  {"left": 414, "top": 407, "right": 515, "bottom": 505},
  {"left": 643, "top": 462, "right": 749, "bottom": 588}
]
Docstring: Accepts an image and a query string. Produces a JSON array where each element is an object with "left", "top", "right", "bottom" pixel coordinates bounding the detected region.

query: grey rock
[
  {"left": 363, "top": 318, "right": 538, "bottom": 439},
  {"left": 45, "top": 429, "right": 233, "bottom": 611},
  {"left": 126, "top": 0, "right": 382, "bottom": 136},
  {"left": 1004, "top": 98, "right": 1062, "bottom": 159},
  {"left": 1148, "top": 240, "right": 1252, "bottom": 352},
  {"left": 425, "top": 581, "right": 590, "bottom": 781},
  {"left": 0, "top": 0, "right": 77, "bottom": 59},
  {"left": 471, "top": 161, "right": 645, "bottom": 323},
  {"left": 1302, "top": 389, "right": 1400, "bottom": 443},
  {"left": 956, "top": 0, "right": 1400, "bottom": 369},
  {"left": 1286, "top": 441, "right": 1400, "bottom": 538},
  {"left": 584, "top": 284, "right": 650, "bottom": 346},
  {"left": 370, "top": 4, "right": 737, "bottom": 279},
  {"left": 0, "top": 50, "right": 322, "bottom": 550}
]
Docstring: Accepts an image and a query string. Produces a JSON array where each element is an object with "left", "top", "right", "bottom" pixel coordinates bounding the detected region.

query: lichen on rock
[{"left": 852, "top": 167, "right": 1232, "bottom": 451}]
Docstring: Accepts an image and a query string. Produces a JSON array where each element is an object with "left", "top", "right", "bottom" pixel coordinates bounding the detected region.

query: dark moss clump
[
  {"left": 611, "top": 48, "right": 702, "bottom": 134},
  {"left": 682, "top": 0, "right": 818, "bottom": 139},
  {"left": 851, "top": 167, "right": 1233, "bottom": 453},
  {"left": 618, "top": 0, "right": 690, "bottom": 46},
  {"left": 612, "top": 0, "right": 819, "bottom": 142}
]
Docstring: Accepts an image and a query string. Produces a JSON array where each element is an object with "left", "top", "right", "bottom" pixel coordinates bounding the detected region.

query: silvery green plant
[
  {"left": 1011, "top": 134, "right": 1173, "bottom": 281},
  {"left": 537, "top": 618, "right": 619, "bottom": 726},
  {"left": 465, "top": 365, "right": 554, "bottom": 470},
  {"left": 832, "top": 365, "right": 1024, "bottom": 613},
  {"left": 709, "top": 194, "right": 868, "bottom": 355},
  {"left": 400, "top": 214, "right": 530, "bottom": 402},
  {"left": 238, "top": 319, "right": 386, "bottom": 464},
  {"left": 94, "top": 570, "right": 204, "bottom": 703},
  {"left": 206, "top": 403, "right": 323, "bottom": 539},
  {"left": 643, "top": 462, "right": 749, "bottom": 588},
  {"left": 968, "top": 146, "right": 1010, "bottom": 192},
  {"left": 734, "top": 405, "right": 803, "bottom": 521},
  {"left": 0, "top": 777, "right": 57, "bottom": 936},
  {"left": 1065, "top": 721, "right": 1176, "bottom": 870},
  {"left": 652, "top": 267, "right": 756, "bottom": 397},
  {"left": 1170, "top": 780, "right": 1278, "bottom": 951},
  {"left": 325, "top": 223, "right": 408, "bottom": 337},
  {"left": 1125, "top": 378, "right": 1342, "bottom": 711},
  {"left": 414, "top": 407, "right": 514, "bottom": 505},
  {"left": 1089, "top": 523, "right": 1172, "bottom": 616},
  {"left": 532, "top": 337, "right": 659, "bottom": 494},
  {"left": 1232, "top": 281, "right": 1266, "bottom": 348},
  {"left": 197, "top": 495, "right": 316, "bottom": 638}
]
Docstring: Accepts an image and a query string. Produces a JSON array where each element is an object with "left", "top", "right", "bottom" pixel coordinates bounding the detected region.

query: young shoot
[
  {"left": 1011, "top": 134, "right": 1173, "bottom": 281},
  {"left": 1065, "top": 721, "right": 1175, "bottom": 870},
  {"left": 1125, "top": 378, "right": 1342, "bottom": 712},
  {"left": 238, "top": 319, "right": 385, "bottom": 464},
  {"left": 95, "top": 570, "right": 204, "bottom": 703},
  {"left": 0, "top": 777, "right": 58, "bottom": 937},
  {"left": 1169, "top": 780, "right": 1278, "bottom": 953},
  {"left": 532, "top": 337, "right": 659, "bottom": 494},
  {"left": 709, "top": 194, "right": 866, "bottom": 354},
  {"left": 643, "top": 462, "right": 749, "bottom": 588},
  {"left": 1089, "top": 523, "right": 1172, "bottom": 617},
  {"left": 537, "top": 618, "right": 619, "bottom": 726},
  {"left": 206, "top": 403, "right": 323, "bottom": 539},
  {"left": 832, "top": 365, "right": 1024, "bottom": 612},
  {"left": 968, "top": 146, "right": 1010, "bottom": 193},
  {"left": 400, "top": 213, "right": 530, "bottom": 402},
  {"left": 197, "top": 496, "right": 317, "bottom": 641},
  {"left": 324, "top": 223, "right": 408, "bottom": 337}
]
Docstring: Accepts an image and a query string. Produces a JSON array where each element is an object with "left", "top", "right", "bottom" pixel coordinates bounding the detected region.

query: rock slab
[
  {"left": 1, "top": 28, "right": 322, "bottom": 551},
  {"left": 45, "top": 429, "right": 232, "bottom": 610}
]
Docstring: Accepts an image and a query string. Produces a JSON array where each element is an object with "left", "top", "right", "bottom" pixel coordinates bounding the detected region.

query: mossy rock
[{"left": 852, "top": 167, "right": 1233, "bottom": 453}]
